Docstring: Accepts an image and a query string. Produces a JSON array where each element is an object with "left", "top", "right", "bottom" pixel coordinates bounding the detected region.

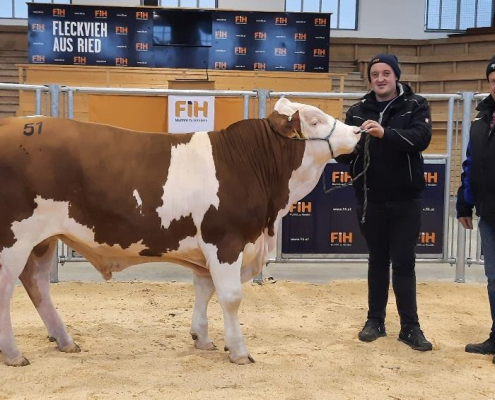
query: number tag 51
[{"left": 23, "top": 122, "right": 43, "bottom": 136}]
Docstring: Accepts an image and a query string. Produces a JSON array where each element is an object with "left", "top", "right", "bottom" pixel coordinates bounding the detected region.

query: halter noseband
[{"left": 288, "top": 117, "right": 338, "bottom": 158}]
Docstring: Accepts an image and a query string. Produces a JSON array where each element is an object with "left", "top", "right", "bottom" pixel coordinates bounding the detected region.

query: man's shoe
[
  {"left": 358, "top": 320, "right": 386, "bottom": 342},
  {"left": 465, "top": 337, "right": 495, "bottom": 354},
  {"left": 398, "top": 326, "right": 432, "bottom": 351}
]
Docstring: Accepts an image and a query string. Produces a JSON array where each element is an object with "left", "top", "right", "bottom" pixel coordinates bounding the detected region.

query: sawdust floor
[{"left": 2, "top": 280, "right": 495, "bottom": 399}]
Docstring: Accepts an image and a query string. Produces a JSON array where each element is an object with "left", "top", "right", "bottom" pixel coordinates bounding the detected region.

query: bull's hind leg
[
  {"left": 19, "top": 238, "right": 80, "bottom": 354},
  {"left": 209, "top": 253, "right": 254, "bottom": 365},
  {"left": 190, "top": 272, "right": 217, "bottom": 350},
  {"left": 0, "top": 260, "right": 30, "bottom": 366}
]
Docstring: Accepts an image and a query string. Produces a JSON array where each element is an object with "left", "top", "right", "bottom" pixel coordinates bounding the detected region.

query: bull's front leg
[
  {"left": 190, "top": 272, "right": 216, "bottom": 350},
  {"left": 209, "top": 252, "right": 254, "bottom": 365}
]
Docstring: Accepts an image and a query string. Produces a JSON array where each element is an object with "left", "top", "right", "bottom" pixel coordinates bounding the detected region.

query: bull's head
[{"left": 272, "top": 97, "right": 361, "bottom": 158}]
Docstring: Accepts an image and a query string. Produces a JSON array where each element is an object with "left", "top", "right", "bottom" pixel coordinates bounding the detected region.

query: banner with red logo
[
  {"left": 28, "top": 4, "right": 330, "bottom": 72},
  {"left": 28, "top": 3, "right": 153, "bottom": 67},
  {"left": 282, "top": 161, "right": 446, "bottom": 257},
  {"left": 206, "top": 10, "right": 330, "bottom": 72}
]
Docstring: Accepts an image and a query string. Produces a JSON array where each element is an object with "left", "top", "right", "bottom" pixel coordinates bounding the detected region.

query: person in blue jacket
[{"left": 457, "top": 55, "right": 495, "bottom": 365}]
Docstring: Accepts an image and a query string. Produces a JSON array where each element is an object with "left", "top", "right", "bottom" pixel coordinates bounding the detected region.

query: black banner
[
  {"left": 28, "top": 3, "right": 330, "bottom": 72},
  {"left": 282, "top": 161, "right": 446, "bottom": 257},
  {"left": 209, "top": 11, "right": 330, "bottom": 72},
  {"left": 28, "top": 4, "right": 153, "bottom": 67}
]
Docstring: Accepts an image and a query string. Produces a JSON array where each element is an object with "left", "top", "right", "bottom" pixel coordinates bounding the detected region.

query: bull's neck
[{"left": 288, "top": 142, "right": 331, "bottom": 204}]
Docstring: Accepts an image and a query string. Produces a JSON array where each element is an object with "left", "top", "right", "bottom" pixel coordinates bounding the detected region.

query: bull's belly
[{"left": 59, "top": 234, "right": 209, "bottom": 280}]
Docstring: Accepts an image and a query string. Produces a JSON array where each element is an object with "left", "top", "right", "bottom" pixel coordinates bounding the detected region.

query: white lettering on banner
[
  {"left": 168, "top": 96, "right": 215, "bottom": 134},
  {"left": 53, "top": 21, "right": 108, "bottom": 37},
  {"left": 52, "top": 21, "right": 107, "bottom": 53}
]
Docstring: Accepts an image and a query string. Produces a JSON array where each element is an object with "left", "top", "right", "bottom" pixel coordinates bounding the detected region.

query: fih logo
[
  {"left": 115, "top": 26, "right": 128, "bottom": 35},
  {"left": 73, "top": 56, "right": 87, "bottom": 65},
  {"left": 275, "top": 48, "right": 287, "bottom": 56},
  {"left": 294, "top": 33, "right": 307, "bottom": 41},
  {"left": 254, "top": 32, "right": 267, "bottom": 40},
  {"left": 330, "top": 232, "right": 353, "bottom": 244},
  {"left": 235, "top": 15, "right": 247, "bottom": 24},
  {"left": 95, "top": 9, "right": 108, "bottom": 18},
  {"left": 214, "top": 61, "right": 227, "bottom": 69},
  {"left": 175, "top": 100, "right": 209, "bottom": 118},
  {"left": 332, "top": 170, "right": 352, "bottom": 184},
  {"left": 52, "top": 8, "right": 66, "bottom": 17},
  {"left": 314, "top": 17, "right": 327, "bottom": 26},
  {"left": 215, "top": 30, "right": 228, "bottom": 39},
  {"left": 314, "top": 48, "right": 326, "bottom": 57},
  {"left": 293, "top": 63, "right": 306, "bottom": 71},
  {"left": 275, "top": 17, "right": 287, "bottom": 25},
  {"left": 136, "top": 11, "right": 149, "bottom": 20},
  {"left": 254, "top": 62, "right": 266, "bottom": 71},
  {"left": 136, "top": 42, "right": 149, "bottom": 51},
  {"left": 32, "top": 55, "right": 45, "bottom": 63},
  {"left": 235, "top": 47, "right": 247, "bottom": 55},
  {"left": 424, "top": 171, "right": 438, "bottom": 184},
  {"left": 290, "top": 201, "right": 312, "bottom": 213},
  {"left": 418, "top": 232, "right": 436, "bottom": 244},
  {"left": 115, "top": 57, "right": 128, "bottom": 66},
  {"left": 31, "top": 23, "right": 45, "bottom": 31}
]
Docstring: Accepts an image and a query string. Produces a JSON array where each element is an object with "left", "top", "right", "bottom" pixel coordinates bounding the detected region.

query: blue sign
[{"left": 282, "top": 161, "right": 446, "bottom": 257}]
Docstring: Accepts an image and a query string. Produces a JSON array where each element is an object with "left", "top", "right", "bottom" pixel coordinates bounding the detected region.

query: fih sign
[
  {"left": 167, "top": 96, "right": 215, "bottom": 134},
  {"left": 282, "top": 160, "right": 446, "bottom": 257}
]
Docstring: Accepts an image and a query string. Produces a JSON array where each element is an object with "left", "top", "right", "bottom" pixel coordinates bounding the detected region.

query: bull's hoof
[
  {"left": 229, "top": 354, "right": 255, "bottom": 365},
  {"left": 5, "top": 355, "right": 30, "bottom": 367},
  {"left": 195, "top": 341, "right": 217, "bottom": 351},
  {"left": 59, "top": 342, "right": 81, "bottom": 353}
]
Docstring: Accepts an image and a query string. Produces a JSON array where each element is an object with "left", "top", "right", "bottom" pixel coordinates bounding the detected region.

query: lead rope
[{"left": 323, "top": 131, "right": 371, "bottom": 224}]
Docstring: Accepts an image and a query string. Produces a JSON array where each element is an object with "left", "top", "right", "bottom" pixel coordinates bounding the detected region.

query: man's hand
[
  {"left": 458, "top": 216, "right": 473, "bottom": 230},
  {"left": 361, "top": 120, "right": 384, "bottom": 139}
]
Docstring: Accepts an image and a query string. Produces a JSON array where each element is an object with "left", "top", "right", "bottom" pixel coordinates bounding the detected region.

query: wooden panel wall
[{"left": 17, "top": 65, "right": 344, "bottom": 132}]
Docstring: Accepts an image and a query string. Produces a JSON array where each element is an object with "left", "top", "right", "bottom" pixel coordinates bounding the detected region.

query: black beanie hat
[
  {"left": 486, "top": 54, "right": 495, "bottom": 81},
  {"left": 367, "top": 53, "right": 401, "bottom": 81}
]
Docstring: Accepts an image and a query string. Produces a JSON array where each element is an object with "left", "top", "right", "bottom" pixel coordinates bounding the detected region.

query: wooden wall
[{"left": 18, "top": 65, "right": 345, "bottom": 132}]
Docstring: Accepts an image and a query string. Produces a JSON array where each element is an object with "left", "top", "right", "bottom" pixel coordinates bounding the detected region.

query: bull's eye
[{"left": 311, "top": 118, "right": 318, "bottom": 126}]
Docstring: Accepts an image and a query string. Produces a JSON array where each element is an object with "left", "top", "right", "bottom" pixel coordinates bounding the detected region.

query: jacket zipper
[{"left": 407, "top": 154, "right": 412, "bottom": 182}]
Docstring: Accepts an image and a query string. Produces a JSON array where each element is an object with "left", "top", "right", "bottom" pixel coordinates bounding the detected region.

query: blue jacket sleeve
[{"left": 456, "top": 140, "right": 475, "bottom": 218}]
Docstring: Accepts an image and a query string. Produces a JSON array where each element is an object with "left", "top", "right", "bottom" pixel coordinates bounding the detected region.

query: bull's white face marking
[
  {"left": 274, "top": 97, "right": 361, "bottom": 158},
  {"left": 133, "top": 189, "right": 143, "bottom": 215},
  {"left": 157, "top": 132, "right": 219, "bottom": 229}
]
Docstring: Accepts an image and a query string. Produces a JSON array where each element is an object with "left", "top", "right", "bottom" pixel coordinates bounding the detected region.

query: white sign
[{"left": 167, "top": 95, "right": 215, "bottom": 134}]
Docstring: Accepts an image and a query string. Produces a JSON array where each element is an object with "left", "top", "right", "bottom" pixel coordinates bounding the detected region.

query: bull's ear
[
  {"left": 274, "top": 97, "right": 295, "bottom": 115},
  {"left": 299, "top": 107, "right": 325, "bottom": 127},
  {"left": 267, "top": 110, "right": 302, "bottom": 139}
]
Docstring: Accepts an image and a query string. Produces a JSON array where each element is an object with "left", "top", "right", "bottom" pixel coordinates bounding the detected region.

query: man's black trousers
[{"left": 357, "top": 199, "right": 422, "bottom": 327}]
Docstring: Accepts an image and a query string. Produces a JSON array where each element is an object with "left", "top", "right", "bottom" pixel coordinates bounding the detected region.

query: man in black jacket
[
  {"left": 337, "top": 53, "right": 433, "bottom": 351},
  {"left": 457, "top": 55, "right": 495, "bottom": 364}
]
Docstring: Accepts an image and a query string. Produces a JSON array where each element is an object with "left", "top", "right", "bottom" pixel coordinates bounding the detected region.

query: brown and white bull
[{"left": 0, "top": 98, "right": 360, "bottom": 366}]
